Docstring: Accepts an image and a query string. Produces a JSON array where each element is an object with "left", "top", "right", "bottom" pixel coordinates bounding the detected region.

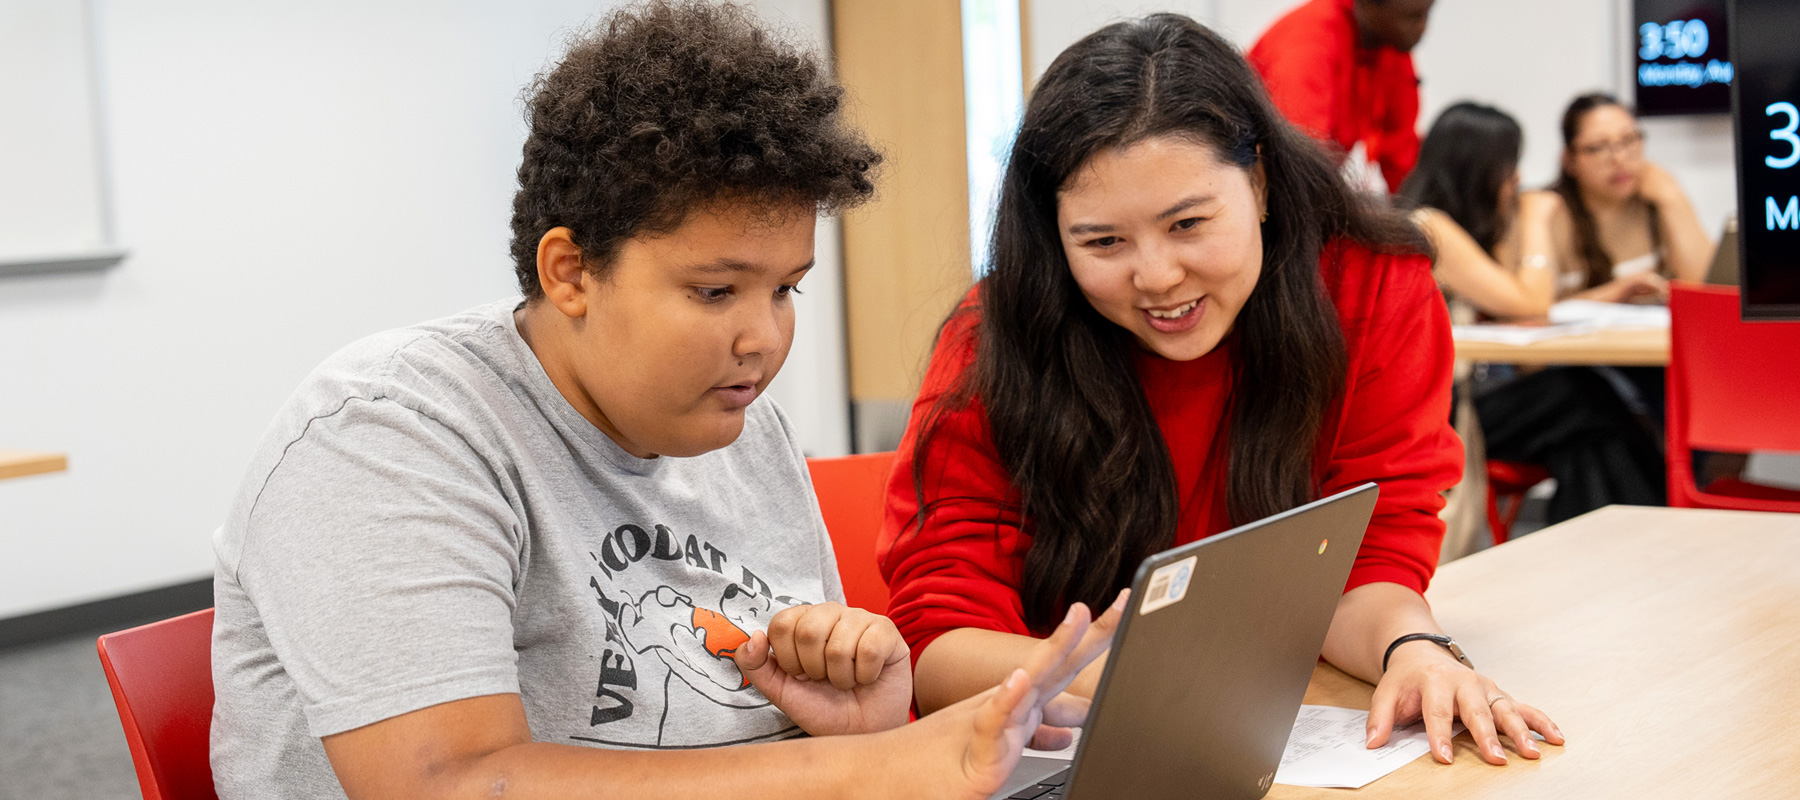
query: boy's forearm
[{"left": 409, "top": 735, "right": 874, "bottom": 800}]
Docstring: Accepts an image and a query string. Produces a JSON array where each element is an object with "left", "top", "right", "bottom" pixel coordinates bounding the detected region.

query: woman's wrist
[{"left": 1383, "top": 637, "right": 1467, "bottom": 674}]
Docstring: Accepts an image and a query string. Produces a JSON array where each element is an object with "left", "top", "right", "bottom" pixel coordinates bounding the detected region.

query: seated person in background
[
  {"left": 1399, "top": 102, "right": 1557, "bottom": 320},
  {"left": 881, "top": 14, "right": 1562, "bottom": 770},
  {"left": 1466, "top": 94, "right": 1702, "bottom": 522},
  {"left": 208, "top": 3, "right": 1117, "bottom": 798},
  {"left": 1528, "top": 92, "right": 1715, "bottom": 303},
  {"left": 1248, "top": 0, "right": 1437, "bottom": 193}
]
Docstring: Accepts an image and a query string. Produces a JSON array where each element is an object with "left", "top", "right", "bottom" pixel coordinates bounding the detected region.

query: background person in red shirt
[
  {"left": 879, "top": 14, "right": 1563, "bottom": 767},
  {"left": 1247, "top": 0, "right": 1435, "bottom": 193}
]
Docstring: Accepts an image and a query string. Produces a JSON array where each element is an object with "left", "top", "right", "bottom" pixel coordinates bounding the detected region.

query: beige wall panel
[{"left": 832, "top": 0, "right": 973, "bottom": 406}]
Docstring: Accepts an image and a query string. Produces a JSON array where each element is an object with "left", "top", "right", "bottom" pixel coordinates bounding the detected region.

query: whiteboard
[{"left": 0, "top": 0, "right": 122, "bottom": 273}]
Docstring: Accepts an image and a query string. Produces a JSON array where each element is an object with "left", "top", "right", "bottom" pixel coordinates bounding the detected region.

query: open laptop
[
  {"left": 1707, "top": 215, "right": 1740, "bottom": 286},
  {"left": 988, "top": 483, "right": 1378, "bottom": 800}
]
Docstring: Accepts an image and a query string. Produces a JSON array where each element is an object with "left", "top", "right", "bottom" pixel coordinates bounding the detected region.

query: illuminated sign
[
  {"left": 1635, "top": 0, "right": 1732, "bottom": 116},
  {"left": 1732, "top": 0, "right": 1800, "bottom": 318}
]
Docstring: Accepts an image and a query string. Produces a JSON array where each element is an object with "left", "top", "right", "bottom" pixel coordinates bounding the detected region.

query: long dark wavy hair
[
  {"left": 910, "top": 14, "right": 1424, "bottom": 631},
  {"left": 1398, "top": 102, "right": 1523, "bottom": 255},
  {"left": 1553, "top": 93, "right": 1656, "bottom": 289}
]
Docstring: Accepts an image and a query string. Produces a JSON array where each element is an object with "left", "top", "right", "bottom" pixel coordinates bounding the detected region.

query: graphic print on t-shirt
[{"left": 575, "top": 521, "right": 811, "bottom": 749}]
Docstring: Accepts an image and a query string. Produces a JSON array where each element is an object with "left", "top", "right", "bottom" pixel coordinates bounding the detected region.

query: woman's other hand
[
  {"left": 1591, "top": 270, "right": 1668, "bottom": 303},
  {"left": 1365, "top": 642, "right": 1565, "bottom": 765}
]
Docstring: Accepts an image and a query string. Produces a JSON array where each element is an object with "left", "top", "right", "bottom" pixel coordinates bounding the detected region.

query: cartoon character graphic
[
  {"left": 611, "top": 583, "right": 774, "bottom": 705},
  {"left": 581, "top": 556, "right": 808, "bottom": 749}
]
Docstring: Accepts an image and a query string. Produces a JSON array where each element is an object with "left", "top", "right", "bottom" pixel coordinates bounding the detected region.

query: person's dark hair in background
[
  {"left": 1397, "top": 102, "right": 1556, "bottom": 319},
  {"left": 1552, "top": 93, "right": 1634, "bottom": 289},
  {"left": 506, "top": 1, "right": 880, "bottom": 298},
  {"left": 1399, "top": 102, "right": 1522, "bottom": 254},
  {"left": 915, "top": 13, "right": 1422, "bottom": 631}
]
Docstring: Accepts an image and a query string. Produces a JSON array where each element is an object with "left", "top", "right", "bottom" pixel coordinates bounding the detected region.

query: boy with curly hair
[{"left": 208, "top": 2, "right": 1118, "bottom": 798}]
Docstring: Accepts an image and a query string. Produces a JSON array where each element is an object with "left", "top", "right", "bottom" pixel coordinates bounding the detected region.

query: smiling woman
[{"left": 881, "top": 11, "right": 1565, "bottom": 770}]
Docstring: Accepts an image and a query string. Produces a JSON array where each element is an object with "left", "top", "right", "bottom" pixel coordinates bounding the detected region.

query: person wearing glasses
[
  {"left": 1528, "top": 93, "right": 1714, "bottom": 303},
  {"left": 1467, "top": 94, "right": 1712, "bottom": 524}
]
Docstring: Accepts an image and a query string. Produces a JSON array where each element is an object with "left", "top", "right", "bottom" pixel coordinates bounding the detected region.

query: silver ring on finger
[{"left": 1486, "top": 695, "right": 1507, "bottom": 707}]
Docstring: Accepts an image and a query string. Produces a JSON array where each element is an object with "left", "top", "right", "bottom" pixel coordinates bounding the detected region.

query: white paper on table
[
  {"left": 1273, "top": 705, "right": 1464, "bottom": 789},
  {"left": 1548, "top": 299, "right": 1670, "bottom": 329},
  {"left": 1452, "top": 322, "right": 1599, "bottom": 345},
  {"left": 1021, "top": 704, "right": 1460, "bottom": 791}
]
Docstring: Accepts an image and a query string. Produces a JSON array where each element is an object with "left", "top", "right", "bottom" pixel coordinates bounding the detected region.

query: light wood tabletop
[
  {"left": 0, "top": 450, "right": 67, "bottom": 481},
  {"left": 1453, "top": 326, "right": 1670, "bottom": 366},
  {"left": 1270, "top": 506, "right": 1800, "bottom": 799}
]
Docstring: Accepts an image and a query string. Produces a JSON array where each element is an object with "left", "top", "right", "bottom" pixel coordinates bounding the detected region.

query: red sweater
[
  {"left": 876, "top": 240, "right": 1462, "bottom": 661},
  {"left": 1247, "top": 0, "right": 1421, "bottom": 191}
]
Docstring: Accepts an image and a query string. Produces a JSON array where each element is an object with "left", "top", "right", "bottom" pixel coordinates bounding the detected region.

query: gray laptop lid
[
  {"left": 1708, "top": 216, "right": 1740, "bottom": 286},
  {"left": 1036, "top": 483, "right": 1378, "bottom": 800}
]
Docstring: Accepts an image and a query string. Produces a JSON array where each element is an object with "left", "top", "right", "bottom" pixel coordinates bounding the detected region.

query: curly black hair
[{"left": 509, "top": 0, "right": 880, "bottom": 298}]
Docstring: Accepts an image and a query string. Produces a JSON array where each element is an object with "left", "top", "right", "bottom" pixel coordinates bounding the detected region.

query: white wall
[
  {"left": 1026, "top": 0, "right": 1219, "bottom": 80},
  {"left": 0, "top": 0, "right": 109, "bottom": 260},
  {"left": 0, "top": 0, "right": 848, "bottom": 619}
]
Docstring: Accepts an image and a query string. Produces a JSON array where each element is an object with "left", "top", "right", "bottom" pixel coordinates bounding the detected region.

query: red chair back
[
  {"left": 96, "top": 608, "right": 218, "bottom": 800},
  {"left": 808, "top": 452, "right": 898, "bottom": 614},
  {"left": 1668, "top": 283, "right": 1800, "bottom": 511}
]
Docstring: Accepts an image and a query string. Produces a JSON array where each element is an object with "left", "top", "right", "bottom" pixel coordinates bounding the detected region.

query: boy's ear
[{"left": 536, "top": 227, "right": 589, "bottom": 318}]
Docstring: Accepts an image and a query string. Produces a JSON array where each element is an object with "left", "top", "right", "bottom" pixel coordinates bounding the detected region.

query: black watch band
[{"left": 1382, "top": 633, "right": 1473, "bottom": 673}]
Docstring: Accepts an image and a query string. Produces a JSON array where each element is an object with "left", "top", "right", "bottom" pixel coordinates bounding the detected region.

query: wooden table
[
  {"left": 1453, "top": 327, "right": 1670, "bottom": 366},
  {"left": 0, "top": 450, "right": 67, "bottom": 481},
  {"left": 1272, "top": 506, "right": 1800, "bottom": 798}
]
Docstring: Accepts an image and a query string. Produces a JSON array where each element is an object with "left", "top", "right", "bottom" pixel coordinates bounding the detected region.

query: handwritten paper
[{"left": 1274, "top": 705, "right": 1463, "bottom": 789}]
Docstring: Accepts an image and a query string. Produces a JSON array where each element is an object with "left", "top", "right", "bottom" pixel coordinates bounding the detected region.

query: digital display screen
[
  {"left": 1732, "top": 0, "right": 1800, "bottom": 319},
  {"left": 1634, "top": 0, "right": 1732, "bottom": 116}
]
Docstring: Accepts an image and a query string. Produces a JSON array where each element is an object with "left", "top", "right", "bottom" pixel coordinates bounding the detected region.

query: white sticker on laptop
[{"left": 1139, "top": 555, "right": 1197, "bottom": 616}]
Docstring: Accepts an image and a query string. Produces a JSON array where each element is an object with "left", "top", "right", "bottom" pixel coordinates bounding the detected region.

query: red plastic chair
[
  {"left": 96, "top": 608, "right": 219, "bottom": 800},
  {"left": 1484, "top": 459, "right": 1551, "bottom": 545},
  {"left": 807, "top": 452, "right": 898, "bottom": 614},
  {"left": 1668, "top": 283, "right": 1800, "bottom": 512}
]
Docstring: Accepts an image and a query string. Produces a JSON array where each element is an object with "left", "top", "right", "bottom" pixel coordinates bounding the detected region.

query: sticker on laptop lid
[{"left": 1139, "top": 555, "right": 1197, "bottom": 616}]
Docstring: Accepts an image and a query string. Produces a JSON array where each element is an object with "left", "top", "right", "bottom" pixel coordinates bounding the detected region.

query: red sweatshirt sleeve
[
  {"left": 876, "top": 308, "right": 1034, "bottom": 663},
  {"left": 1374, "top": 53, "right": 1422, "bottom": 192},
  {"left": 1247, "top": 15, "right": 1344, "bottom": 144},
  {"left": 1321, "top": 246, "right": 1463, "bottom": 594}
]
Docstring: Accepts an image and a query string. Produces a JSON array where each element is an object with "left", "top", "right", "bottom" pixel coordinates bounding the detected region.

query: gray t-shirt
[{"left": 210, "top": 299, "right": 843, "bottom": 799}]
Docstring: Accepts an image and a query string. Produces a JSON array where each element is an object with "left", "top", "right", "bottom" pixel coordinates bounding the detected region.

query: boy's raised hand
[
  {"left": 878, "top": 590, "right": 1128, "bottom": 800},
  {"left": 732, "top": 602, "right": 912, "bottom": 736}
]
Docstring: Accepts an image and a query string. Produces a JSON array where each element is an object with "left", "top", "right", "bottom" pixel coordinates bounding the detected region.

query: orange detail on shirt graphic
[{"left": 692, "top": 607, "right": 751, "bottom": 658}]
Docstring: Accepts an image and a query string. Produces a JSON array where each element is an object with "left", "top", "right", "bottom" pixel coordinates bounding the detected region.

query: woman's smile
[{"left": 1142, "top": 296, "right": 1207, "bottom": 334}]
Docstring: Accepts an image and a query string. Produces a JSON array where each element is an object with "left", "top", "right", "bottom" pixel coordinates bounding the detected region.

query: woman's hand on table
[
  {"left": 1584, "top": 270, "right": 1668, "bottom": 304},
  {"left": 1365, "top": 643, "right": 1565, "bottom": 765}
]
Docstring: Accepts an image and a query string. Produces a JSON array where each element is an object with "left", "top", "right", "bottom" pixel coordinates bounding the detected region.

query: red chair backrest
[
  {"left": 1668, "top": 284, "right": 1800, "bottom": 510},
  {"left": 807, "top": 452, "right": 898, "bottom": 614},
  {"left": 1669, "top": 284, "right": 1800, "bottom": 453},
  {"left": 96, "top": 608, "right": 218, "bottom": 800}
]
